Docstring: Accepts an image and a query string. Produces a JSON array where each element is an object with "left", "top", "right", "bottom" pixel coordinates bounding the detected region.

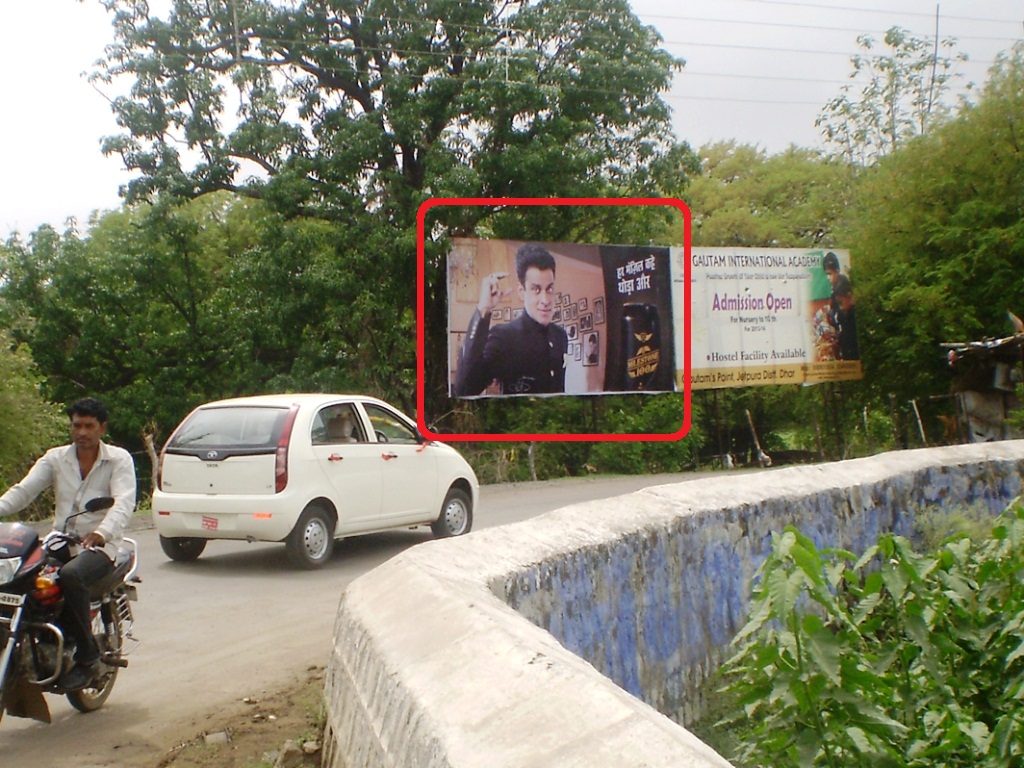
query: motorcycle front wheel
[{"left": 67, "top": 602, "right": 120, "bottom": 713}]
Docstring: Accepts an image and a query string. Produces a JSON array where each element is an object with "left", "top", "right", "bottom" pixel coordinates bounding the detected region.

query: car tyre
[
  {"left": 286, "top": 504, "right": 335, "bottom": 569},
  {"left": 159, "top": 535, "right": 207, "bottom": 562},
  {"left": 431, "top": 488, "right": 473, "bottom": 538}
]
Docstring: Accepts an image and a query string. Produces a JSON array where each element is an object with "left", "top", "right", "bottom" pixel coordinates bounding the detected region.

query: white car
[{"left": 151, "top": 394, "right": 479, "bottom": 568}]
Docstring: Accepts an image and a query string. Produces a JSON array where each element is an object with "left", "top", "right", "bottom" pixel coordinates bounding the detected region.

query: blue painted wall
[{"left": 501, "top": 454, "right": 1024, "bottom": 725}]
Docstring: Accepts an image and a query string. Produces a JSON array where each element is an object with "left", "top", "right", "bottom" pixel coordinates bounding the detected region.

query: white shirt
[{"left": 0, "top": 442, "right": 137, "bottom": 559}]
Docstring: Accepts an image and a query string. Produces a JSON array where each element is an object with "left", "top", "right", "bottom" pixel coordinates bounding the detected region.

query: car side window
[
  {"left": 311, "top": 404, "right": 366, "bottom": 445},
  {"left": 362, "top": 404, "right": 419, "bottom": 445}
]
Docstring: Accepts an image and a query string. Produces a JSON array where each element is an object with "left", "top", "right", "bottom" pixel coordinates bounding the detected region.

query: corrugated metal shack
[{"left": 942, "top": 327, "right": 1024, "bottom": 442}]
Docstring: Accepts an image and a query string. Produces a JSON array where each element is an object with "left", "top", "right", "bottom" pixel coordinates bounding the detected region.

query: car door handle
[
  {"left": 328, "top": 454, "right": 344, "bottom": 462},
  {"left": 382, "top": 452, "right": 398, "bottom": 461}
]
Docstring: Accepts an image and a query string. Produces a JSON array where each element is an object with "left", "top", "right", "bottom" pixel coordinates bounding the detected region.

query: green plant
[
  {"left": 912, "top": 503, "right": 992, "bottom": 552},
  {"left": 1009, "top": 382, "right": 1024, "bottom": 435},
  {"left": 716, "top": 500, "right": 1024, "bottom": 767}
]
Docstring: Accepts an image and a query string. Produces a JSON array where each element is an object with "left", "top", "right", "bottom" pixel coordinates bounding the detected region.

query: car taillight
[{"left": 275, "top": 404, "right": 300, "bottom": 493}]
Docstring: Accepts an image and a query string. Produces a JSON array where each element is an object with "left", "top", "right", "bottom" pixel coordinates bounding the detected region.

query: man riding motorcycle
[{"left": 0, "top": 397, "right": 136, "bottom": 690}]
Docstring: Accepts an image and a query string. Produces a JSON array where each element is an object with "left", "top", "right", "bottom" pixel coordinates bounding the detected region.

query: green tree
[
  {"left": 673, "top": 141, "right": 850, "bottom": 248},
  {"left": 0, "top": 328, "right": 65, "bottom": 518},
  {"left": 97, "top": 0, "right": 685, "bottom": 213},
  {"left": 92, "top": 0, "right": 694, "bottom": 425},
  {"left": 0, "top": 196, "right": 403, "bottom": 444},
  {"left": 663, "top": 141, "right": 869, "bottom": 461},
  {"left": 817, "top": 26, "right": 967, "bottom": 165},
  {"left": 841, "top": 43, "right": 1024, "bottom": 418},
  {"left": 1, "top": 201, "right": 241, "bottom": 445},
  {"left": 0, "top": 331, "right": 65, "bottom": 484},
  {"left": 453, "top": 393, "right": 703, "bottom": 482}
]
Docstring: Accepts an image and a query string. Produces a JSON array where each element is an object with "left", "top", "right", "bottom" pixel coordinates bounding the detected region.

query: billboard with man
[{"left": 448, "top": 238, "right": 675, "bottom": 398}]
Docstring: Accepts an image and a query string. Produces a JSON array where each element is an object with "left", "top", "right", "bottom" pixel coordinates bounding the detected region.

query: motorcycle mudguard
[{"left": 3, "top": 676, "right": 51, "bottom": 723}]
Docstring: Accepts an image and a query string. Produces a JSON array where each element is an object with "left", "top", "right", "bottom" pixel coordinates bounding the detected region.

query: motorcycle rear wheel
[
  {"left": 67, "top": 668, "right": 118, "bottom": 713},
  {"left": 67, "top": 601, "right": 121, "bottom": 713}
]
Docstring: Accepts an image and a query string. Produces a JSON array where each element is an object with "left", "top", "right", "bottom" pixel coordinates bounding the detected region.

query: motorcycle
[{"left": 0, "top": 496, "right": 140, "bottom": 724}]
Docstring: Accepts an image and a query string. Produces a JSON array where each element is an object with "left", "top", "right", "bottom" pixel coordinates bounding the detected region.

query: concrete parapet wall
[{"left": 323, "top": 442, "right": 1024, "bottom": 768}]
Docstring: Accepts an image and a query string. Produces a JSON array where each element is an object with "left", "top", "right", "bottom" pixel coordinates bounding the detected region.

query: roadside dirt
[{"left": 145, "top": 666, "right": 326, "bottom": 768}]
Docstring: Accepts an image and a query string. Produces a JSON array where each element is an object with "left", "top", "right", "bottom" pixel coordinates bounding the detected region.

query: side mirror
[
  {"left": 61, "top": 496, "right": 116, "bottom": 532},
  {"left": 414, "top": 429, "right": 436, "bottom": 450},
  {"left": 84, "top": 496, "right": 115, "bottom": 513}
]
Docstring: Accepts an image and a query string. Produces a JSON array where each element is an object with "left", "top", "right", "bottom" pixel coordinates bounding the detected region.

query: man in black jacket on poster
[{"left": 454, "top": 244, "right": 569, "bottom": 396}]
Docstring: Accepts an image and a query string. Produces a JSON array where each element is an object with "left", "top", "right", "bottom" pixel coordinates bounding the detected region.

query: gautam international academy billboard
[{"left": 673, "top": 247, "right": 862, "bottom": 390}]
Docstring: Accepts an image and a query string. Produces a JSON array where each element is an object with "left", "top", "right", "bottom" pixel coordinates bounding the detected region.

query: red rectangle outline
[{"left": 417, "top": 197, "right": 692, "bottom": 442}]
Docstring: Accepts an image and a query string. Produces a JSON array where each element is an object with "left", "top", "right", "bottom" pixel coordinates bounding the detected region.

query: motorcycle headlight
[{"left": 0, "top": 557, "right": 22, "bottom": 586}]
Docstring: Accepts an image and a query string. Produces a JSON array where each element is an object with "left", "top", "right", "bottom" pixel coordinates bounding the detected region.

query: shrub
[{"left": 716, "top": 500, "right": 1024, "bottom": 767}]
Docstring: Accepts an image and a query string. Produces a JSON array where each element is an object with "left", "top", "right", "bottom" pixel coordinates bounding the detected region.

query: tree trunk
[{"left": 143, "top": 433, "right": 159, "bottom": 492}]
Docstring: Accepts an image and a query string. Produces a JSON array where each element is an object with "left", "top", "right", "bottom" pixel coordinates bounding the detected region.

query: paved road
[{"left": 0, "top": 471, "right": 721, "bottom": 765}]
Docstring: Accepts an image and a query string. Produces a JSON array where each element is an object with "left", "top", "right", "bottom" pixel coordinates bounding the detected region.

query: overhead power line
[
  {"left": 640, "top": 11, "right": 1019, "bottom": 45},
  {"left": 637, "top": 0, "right": 1024, "bottom": 27}
]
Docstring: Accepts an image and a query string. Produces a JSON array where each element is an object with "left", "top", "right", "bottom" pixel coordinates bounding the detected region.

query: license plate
[
  {"left": 201, "top": 515, "right": 219, "bottom": 531},
  {"left": 0, "top": 593, "right": 24, "bottom": 607}
]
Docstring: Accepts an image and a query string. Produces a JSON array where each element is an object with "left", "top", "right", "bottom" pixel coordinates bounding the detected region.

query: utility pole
[{"left": 926, "top": 4, "right": 941, "bottom": 117}]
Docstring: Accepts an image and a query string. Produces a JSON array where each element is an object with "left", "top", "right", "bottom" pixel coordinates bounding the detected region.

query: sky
[{"left": 1, "top": 1, "right": 1021, "bottom": 238}]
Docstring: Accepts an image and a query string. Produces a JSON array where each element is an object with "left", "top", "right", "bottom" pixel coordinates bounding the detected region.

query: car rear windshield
[{"left": 166, "top": 406, "right": 290, "bottom": 454}]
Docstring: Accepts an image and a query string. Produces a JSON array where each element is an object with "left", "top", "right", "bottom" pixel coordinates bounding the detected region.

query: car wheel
[
  {"left": 431, "top": 488, "right": 473, "bottom": 538},
  {"left": 286, "top": 504, "right": 335, "bottom": 569},
  {"left": 159, "top": 535, "right": 207, "bottom": 562}
]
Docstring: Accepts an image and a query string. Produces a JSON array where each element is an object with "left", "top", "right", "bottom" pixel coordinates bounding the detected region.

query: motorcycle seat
[{"left": 88, "top": 547, "right": 135, "bottom": 598}]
